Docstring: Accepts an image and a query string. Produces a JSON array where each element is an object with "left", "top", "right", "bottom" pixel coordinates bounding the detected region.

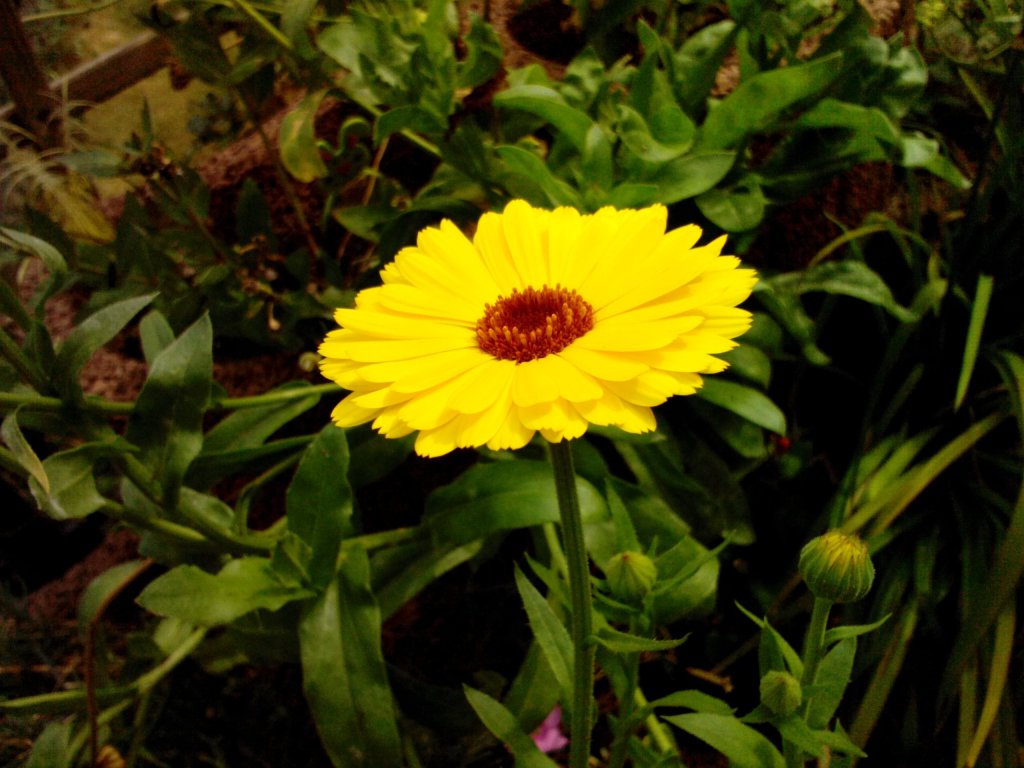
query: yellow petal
[
  {"left": 486, "top": 409, "right": 536, "bottom": 452},
  {"left": 559, "top": 346, "right": 649, "bottom": 381},
  {"left": 450, "top": 359, "right": 517, "bottom": 414},
  {"left": 331, "top": 394, "right": 379, "bottom": 427},
  {"left": 337, "top": 335, "right": 476, "bottom": 363}
]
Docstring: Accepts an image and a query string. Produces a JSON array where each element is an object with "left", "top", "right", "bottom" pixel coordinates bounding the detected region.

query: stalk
[{"left": 549, "top": 439, "right": 594, "bottom": 768}]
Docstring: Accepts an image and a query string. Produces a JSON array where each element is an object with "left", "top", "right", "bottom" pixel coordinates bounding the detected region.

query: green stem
[
  {"left": 229, "top": 0, "right": 294, "bottom": 49},
  {"left": 549, "top": 439, "right": 594, "bottom": 768},
  {"left": 0, "top": 628, "right": 207, "bottom": 714},
  {"left": 0, "top": 327, "right": 49, "bottom": 392},
  {"left": 634, "top": 687, "right": 677, "bottom": 755},
  {"left": 0, "top": 384, "right": 342, "bottom": 414},
  {"left": 101, "top": 501, "right": 214, "bottom": 548},
  {"left": 786, "top": 597, "right": 834, "bottom": 768},
  {"left": 217, "top": 383, "right": 341, "bottom": 409}
]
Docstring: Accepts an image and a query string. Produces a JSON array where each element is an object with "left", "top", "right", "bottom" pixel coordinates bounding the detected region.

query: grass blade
[{"left": 954, "top": 274, "right": 994, "bottom": 411}]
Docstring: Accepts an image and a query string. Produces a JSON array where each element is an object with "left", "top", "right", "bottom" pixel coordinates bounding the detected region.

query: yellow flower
[{"left": 319, "top": 200, "right": 757, "bottom": 457}]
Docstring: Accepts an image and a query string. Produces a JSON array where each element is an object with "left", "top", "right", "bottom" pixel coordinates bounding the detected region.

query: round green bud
[
  {"left": 759, "top": 670, "right": 802, "bottom": 717},
  {"left": 604, "top": 551, "right": 657, "bottom": 604},
  {"left": 798, "top": 530, "right": 875, "bottom": 604}
]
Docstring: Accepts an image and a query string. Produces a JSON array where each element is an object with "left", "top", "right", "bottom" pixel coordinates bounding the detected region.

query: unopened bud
[
  {"left": 798, "top": 530, "right": 875, "bottom": 604},
  {"left": 760, "top": 670, "right": 802, "bottom": 717},
  {"left": 604, "top": 551, "right": 657, "bottom": 604}
]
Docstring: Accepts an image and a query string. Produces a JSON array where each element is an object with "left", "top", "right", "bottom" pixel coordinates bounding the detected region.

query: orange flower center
[{"left": 476, "top": 285, "right": 594, "bottom": 363}]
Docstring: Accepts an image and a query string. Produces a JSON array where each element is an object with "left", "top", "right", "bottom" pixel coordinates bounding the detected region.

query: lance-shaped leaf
[
  {"left": 126, "top": 314, "right": 212, "bottom": 508},
  {"left": 52, "top": 293, "right": 156, "bottom": 401},
  {"left": 299, "top": 546, "right": 402, "bottom": 767},
  {"left": 286, "top": 425, "right": 354, "bottom": 588}
]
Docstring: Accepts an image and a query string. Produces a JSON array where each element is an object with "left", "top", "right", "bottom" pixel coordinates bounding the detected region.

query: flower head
[
  {"left": 320, "top": 200, "right": 757, "bottom": 457},
  {"left": 799, "top": 530, "right": 876, "bottom": 604}
]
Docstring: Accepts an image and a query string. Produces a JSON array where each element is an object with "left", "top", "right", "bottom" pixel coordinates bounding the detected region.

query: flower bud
[
  {"left": 759, "top": 670, "right": 802, "bottom": 717},
  {"left": 798, "top": 530, "right": 875, "bottom": 604},
  {"left": 604, "top": 551, "right": 657, "bottom": 604}
]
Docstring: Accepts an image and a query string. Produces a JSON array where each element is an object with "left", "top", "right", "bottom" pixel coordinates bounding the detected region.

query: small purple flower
[{"left": 531, "top": 706, "right": 569, "bottom": 753}]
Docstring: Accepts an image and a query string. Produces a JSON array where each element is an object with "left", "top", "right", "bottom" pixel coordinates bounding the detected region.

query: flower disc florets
[
  {"left": 476, "top": 285, "right": 594, "bottom": 363},
  {"left": 319, "top": 200, "right": 757, "bottom": 457}
]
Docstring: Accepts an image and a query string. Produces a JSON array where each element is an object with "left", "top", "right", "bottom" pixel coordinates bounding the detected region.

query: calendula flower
[{"left": 320, "top": 200, "right": 756, "bottom": 457}]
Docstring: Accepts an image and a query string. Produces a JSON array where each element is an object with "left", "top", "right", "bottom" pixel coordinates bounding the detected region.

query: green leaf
[
  {"left": 375, "top": 104, "right": 448, "bottom": 142},
  {"left": 671, "top": 20, "right": 738, "bottom": 116},
  {"left": 649, "top": 689, "right": 734, "bottom": 716},
  {"left": 458, "top": 15, "right": 502, "bottom": 90},
  {"left": 765, "top": 260, "right": 915, "bottom": 321},
  {"left": 754, "top": 288, "right": 831, "bottom": 365},
  {"left": 954, "top": 273, "right": 993, "bottom": 411},
  {"left": 607, "top": 183, "right": 659, "bottom": 208},
  {"left": 700, "top": 53, "right": 845, "bottom": 150},
  {"left": 1, "top": 410, "right": 48, "bottom": 494},
  {"left": 126, "top": 314, "right": 212, "bottom": 507},
  {"left": 280, "top": 89, "right": 330, "bottom": 183},
  {"left": 823, "top": 614, "right": 890, "bottom": 646},
  {"left": 286, "top": 425, "right": 354, "bottom": 587},
  {"left": 137, "top": 558, "right": 311, "bottom": 625},
  {"left": 138, "top": 310, "right": 175, "bottom": 366},
  {"left": 0, "top": 227, "right": 67, "bottom": 286},
  {"left": 30, "top": 441, "right": 127, "bottom": 520},
  {"left": 695, "top": 181, "right": 766, "bottom": 232},
  {"left": 203, "top": 383, "right": 320, "bottom": 454},
  {"left": 496, "top": 145, "right": 585, "bottom": 208},
  {"left": 617, "top": 105, "right": 694, "bottom": 163},
  {"left": 464, "top": 687, "right": 560, "bottom": 768},
  {"left": 648, "top": 151, "right": 736, "bottom": 204},
  {"left": 373, "top": 539, "right": 484, "bottom": 621},
  {"left": 581, "top": 123, "right": 614, "bottom": 194},
  {"left": 503, "top": 641, "right": 562, "bottom": 732},
  {"left": 299, "top": 547, "right": 402, "bottom": 767},
  {"left": 593, "top": 624, "right": 686, "bottom": 653},
  {"left": 719, "top": 344, "right": 771, "bottom": 388},
  {"left": 494, "top": 85, "right": 595, "bottom": 151},
  {"left": 514, "top": 566, "right": 573, "bottom": 704},
  {"left": 281, "top": 0, "right": 319, "bottom": 55},
  {"left": 24, "top": 721, "right": 71, "bottom": 768},
  {"left": 663, "top": 712, "right": 786, "bottom": 768},
  {"left": 698, "top": 379, "right": 786, "bottom": 435},
  {"left": 52, "top": 293, "right": 156, "bottom": 401},
  {"left": 424, "top": 460, "right": 606, "bottom": 546},
  {"left": 79, "top": 560, "right": 148, "bottom": 629},
  {"left": 792, "top": 99, "right": 899, "bottom": 142},
  {"left": 808, "top": 637, "right": 856, "bottom": 729}
]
